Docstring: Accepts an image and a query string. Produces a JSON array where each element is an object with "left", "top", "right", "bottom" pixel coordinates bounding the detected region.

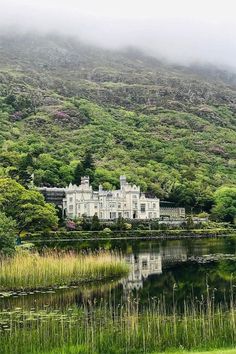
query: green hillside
[{"left": 0, "top": 33, "right": 235, "bottom": 212}]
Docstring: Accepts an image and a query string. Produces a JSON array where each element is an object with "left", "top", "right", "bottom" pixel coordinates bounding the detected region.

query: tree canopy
[
  {"left": 0, "top": 212, "right": 17, "bottom": 255},
  {"left": 211, "top": 186, "right": 236, "bottom": 224},
  {"left": 0, "top": 178, "right": 58, "bottom": 235}
]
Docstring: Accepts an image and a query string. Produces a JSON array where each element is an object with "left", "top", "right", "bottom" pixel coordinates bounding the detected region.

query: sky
[{"left": 1, "top": 0, "right": 236, "bottom": 68}]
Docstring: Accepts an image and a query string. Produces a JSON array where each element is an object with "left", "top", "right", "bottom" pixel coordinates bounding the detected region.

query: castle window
[
  {"left": 140, "top": 204, "right": 146, "bottom": 213},
  {"left": 153, "top": 203, "right": 156, "bottom": 208},
  {"left": 69, "top": 197, "right": 73, "bottom": 202},
  {"left": 142, "top": 260, "right": 148, "bottom": 269}
]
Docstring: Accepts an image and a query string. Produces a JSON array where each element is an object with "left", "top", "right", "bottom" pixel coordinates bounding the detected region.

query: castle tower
[
  {"left": 120, "top": 175, "right": 127, "bottom": 189},
  {"left": 81, "top": 176, "right": 90, "bottom": 187}
]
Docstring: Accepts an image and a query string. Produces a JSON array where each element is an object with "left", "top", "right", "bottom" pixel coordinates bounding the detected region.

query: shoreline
[{"left": 24, "top": 228, "right": 235, "bottom": 242}]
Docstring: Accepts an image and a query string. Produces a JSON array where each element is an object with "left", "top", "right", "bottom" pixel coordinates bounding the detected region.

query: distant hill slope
[{"left": 0, "top": 33, "right": 235, "bottom": 211}]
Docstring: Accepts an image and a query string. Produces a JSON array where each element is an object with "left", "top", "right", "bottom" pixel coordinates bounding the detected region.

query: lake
[
  {"left": 1, "top": 236, "right": 236, "bottom": 353},
  {"left": 1, "top": 236, "right": 236, "bottom": 310}
]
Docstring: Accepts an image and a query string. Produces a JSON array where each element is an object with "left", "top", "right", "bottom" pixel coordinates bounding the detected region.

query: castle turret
[{"left": 81, "top": 176, "right": 90, "bottom": 187}]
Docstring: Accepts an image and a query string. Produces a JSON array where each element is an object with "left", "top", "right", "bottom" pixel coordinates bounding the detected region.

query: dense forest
[{"left": 0, "top": 33, "right": 235, "bottom": 216}]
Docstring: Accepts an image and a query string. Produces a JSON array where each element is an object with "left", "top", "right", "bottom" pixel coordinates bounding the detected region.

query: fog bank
[{"left": 1, "top": 0, "right": 236, "bottom": 69}]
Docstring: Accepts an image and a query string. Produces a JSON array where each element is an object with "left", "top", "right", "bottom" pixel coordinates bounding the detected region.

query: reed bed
[
  {"left": 0, "top": 251, "right": 129, "bottom": 291},
  {"left": 1, "top": 294, "right": 236, "bottom": 354}
]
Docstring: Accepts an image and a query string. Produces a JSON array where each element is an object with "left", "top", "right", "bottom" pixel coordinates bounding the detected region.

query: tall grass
[
  {"left": 1, "top": 293, "right": 236, "bottom": 354},
  {"left": 0, "top": 251, "right": 129, "bottom": 291}
]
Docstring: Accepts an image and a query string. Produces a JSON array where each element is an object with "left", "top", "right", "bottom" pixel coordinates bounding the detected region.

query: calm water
[{"left": 1, "top": 236, "right": 236, "bottom": 311}]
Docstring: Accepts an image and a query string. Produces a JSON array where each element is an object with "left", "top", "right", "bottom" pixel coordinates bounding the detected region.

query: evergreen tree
[
  {"left": 73, "top": 151, "right": 95, "bottom": 185},
  {"left": 83, "top": 151, "right": 95, "bottom": 171},
  {"left": 73, "top": 162, "right": 84, "bottom": 185},
  {"left": 91, "top": 214, "right": 100, "bottom": 231},
  {"left": 83, "top": 151, "right": 95, "bottom": 183},
  {"left": 81, "top": 214, "right": 91, "bottom": 231},
  {"left": 186, "top": 216, "right": 194, "bottom": 230},
  {"left": 116, "top": 216, "right": 125, "bottom": 231}
]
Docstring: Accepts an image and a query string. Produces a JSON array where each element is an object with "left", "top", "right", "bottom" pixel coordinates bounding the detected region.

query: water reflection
[
  {"left": 0, "top": 280, "right": 119, "bottom": 311},
  {"left": 1, "top": 237, "right": 236, "bottom": 311},
  {"left": 121, "top": 238, "right": 236, "bottom": 307},
  {"left": 123, "top": 253, "right": 162, "bottom": 290},
  {"left": 122, "top": 242, "right": 189, "bottom": 291}
]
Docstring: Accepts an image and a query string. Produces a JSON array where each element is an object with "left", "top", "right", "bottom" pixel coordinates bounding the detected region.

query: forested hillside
[{"left": 0, "top": 33, "right": 235, "bottom": 212}]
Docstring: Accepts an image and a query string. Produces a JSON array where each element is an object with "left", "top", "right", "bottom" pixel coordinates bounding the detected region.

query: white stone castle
[{"left": 63, "top": 176, "right": 160, "bottom": 220}]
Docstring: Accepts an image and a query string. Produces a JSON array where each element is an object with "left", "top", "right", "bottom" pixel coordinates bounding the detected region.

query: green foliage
[
  {"left": 116, "top": 216, "right": 126, "bottom": 231},
  {"left": 0, "top": 212, "right": 16, "bottom": 255},
  {"left": 80, "top": 214, "right": 91, "bottom": 231},
  {"left": 102, "top": 227, "right": 112, "bottom": 235},
  {"left": 73, "top": 151, "right": 95, "bottom": 185},
  {"left": 123, "top": 222, "right": 132, "bottom": 230},
  {"left": 211, "top": 186, "right": 236, "bottom": 223},
  {"left": 90, "top": 214, "right": 100, "bottom": 231},
  {"left": 186, "top": 216, "right": 195, "bottom": 230},
  {"left": 1, "top": 98, "right": 234, "bottom": 212},
  {"left": 0, "top": 178, "right": 58, "bottom": 235},
  {"left": 0, "top": 34, "right": 235, "bottom": 215}
]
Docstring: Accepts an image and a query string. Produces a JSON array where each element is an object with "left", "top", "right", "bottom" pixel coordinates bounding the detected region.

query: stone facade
[
  {"left": 160, "top": 201, "right": 185, "bottom": 219},
  {"left": 39, "top": 187, "right": 65, "bottom": 207},
  {"left": 63, "top": 175, "right": 160, "bottom": 220},
  {"left": 160, "top": 207, "right": 185, "bottom": 219}
]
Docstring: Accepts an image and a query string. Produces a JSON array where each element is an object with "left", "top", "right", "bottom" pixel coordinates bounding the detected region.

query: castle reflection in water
[{"left": 123, "top": 245, "right": 188, "bottom": 291}]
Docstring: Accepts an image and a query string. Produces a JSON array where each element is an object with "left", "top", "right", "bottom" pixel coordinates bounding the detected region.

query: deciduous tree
[
  {"left": 0, "top": 212, "right": 17, "bottom": 255},
  {"left": 0, "top": 178, "right": 58, "bottom": 235},
  {"left": 211, "top": 186, "right": 236, "bottom": 224}
]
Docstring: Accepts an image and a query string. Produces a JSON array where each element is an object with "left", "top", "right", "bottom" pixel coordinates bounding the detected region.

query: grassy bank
[
  {"left": 1, "top": 295, "right": 236, "bottom": 354},
  {"left": 46, "top": 347, "right": 236, "bottom": 354},
  {"left": 0, "top": 251, "right": 129, "bottom": 291},
  {"left": 47, "top": 348, "right": 236, "bottom": 354}
]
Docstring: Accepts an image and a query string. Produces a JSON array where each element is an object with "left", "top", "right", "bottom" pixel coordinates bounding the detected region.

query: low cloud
[{"left": 1, "top": 0, "right": 236, "bottom": 69}]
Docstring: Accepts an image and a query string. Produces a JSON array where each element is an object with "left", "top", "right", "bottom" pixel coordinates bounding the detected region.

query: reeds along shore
[
  {"left": 0, "top": 251, "right": 129, "bottom": 291},
  {"left": 1, "top": 293, "right": 236, "bottom": 354}
]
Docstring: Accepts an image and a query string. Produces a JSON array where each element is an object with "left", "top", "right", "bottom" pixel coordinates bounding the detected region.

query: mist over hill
[{"left": 0, "top": 33, "right": 235, "bottom": 211}]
